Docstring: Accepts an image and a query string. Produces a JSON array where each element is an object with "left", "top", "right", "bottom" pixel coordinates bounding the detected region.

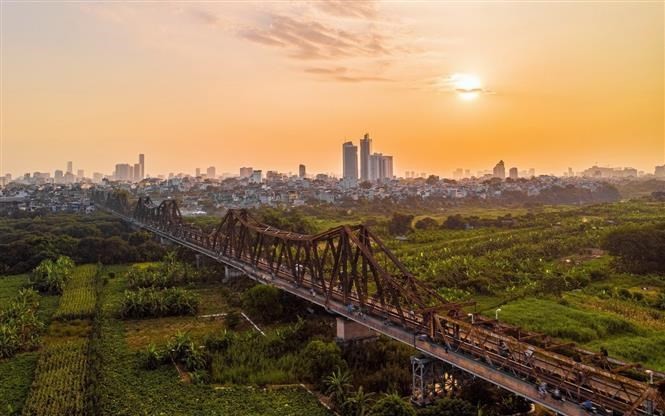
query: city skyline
[{"left": 1, "top": 2, "right": 663, "bottom": 177}]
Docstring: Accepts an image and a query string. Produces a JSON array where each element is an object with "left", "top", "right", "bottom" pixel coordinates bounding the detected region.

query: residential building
[
  {"left": 240, "top": 167, "right": 253, "bottom": 178},
  {"left": 299, "top": 164, "right": 306, "bottom": 179},
  {"left": 67, "top": 161, "right": 73, "bottom": 174},
  {"left": 655, "top": 165, "right": 665, "bottom": 177},
  {"left": 249, "top": 170, "right": 263, "bottom": 184},
  {"left": 139, "top": 153, "right": 145, "bottom": 180}
]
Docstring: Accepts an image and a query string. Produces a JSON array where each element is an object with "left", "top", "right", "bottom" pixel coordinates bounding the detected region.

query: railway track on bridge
[{"left": 92, "top": 189, "right": 664, "bottom": 416}]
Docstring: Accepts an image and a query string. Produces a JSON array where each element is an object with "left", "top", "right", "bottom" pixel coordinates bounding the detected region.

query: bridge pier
[
  {"left": 224, "top": 266, "right": 243, "bottom": 281},
  {"left": 335, "top": 317, "right": 376, "bottom": 342}
]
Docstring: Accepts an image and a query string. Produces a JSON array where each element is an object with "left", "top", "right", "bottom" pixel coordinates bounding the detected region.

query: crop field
[
  {"left": 52, "top": 265, "right": 98, "bottom": 321},
  {"left": 21, "top": 340, "right": 88, "bottom": 416}
]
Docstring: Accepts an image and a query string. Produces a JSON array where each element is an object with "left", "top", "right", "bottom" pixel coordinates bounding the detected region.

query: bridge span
[{"left": 92, "top": 190, "right": 664, "bottom": 416}]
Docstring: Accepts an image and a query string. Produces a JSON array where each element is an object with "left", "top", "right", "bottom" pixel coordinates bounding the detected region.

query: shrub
[
  {"left": 369, "top": 394, "right": 416, "bottom": 416},
  {"left": 241, "top": 285, "right": 283, "bottom": 323},
  {"left": 119, "top": 288, "right": 200, "bottom": 319},
  {"left": 30, "top": 256, "right": 75, "bottom": 294},
  {"left": 299, "top": 340, "right": 346, "bottom": 389},
  {"left": 0, "top": 288, "right": 43, "bottom": 359},
  {"left": 139, "top": 343, "right": 165, "bottom": 370}
]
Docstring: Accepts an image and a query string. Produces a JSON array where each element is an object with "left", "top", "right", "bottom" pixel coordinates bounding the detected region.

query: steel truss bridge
[{"left": 92, "top": 190, "right": 664, "bottom": 416}]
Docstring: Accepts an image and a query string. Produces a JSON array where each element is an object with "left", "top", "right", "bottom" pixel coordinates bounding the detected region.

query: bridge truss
[{"left": 93, "top": 190, "right": 664, "bottom": 416}]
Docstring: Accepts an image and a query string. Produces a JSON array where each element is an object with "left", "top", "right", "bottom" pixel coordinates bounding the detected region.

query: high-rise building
[
  {"left": 528, "top": 168, "right": 536, "bottom": 178},
  {"left": 206, "top": 166, "right": 216, "bottom": 179},
  {"left": 509, "top": 167, "right": 518, "bottom": 180},
  {"left": 493, "top": 160, "right": 506, "bottom": 179},
  {"left": 93, "top": 172, "right": 104, "bottom": 183},
  {"left": 115, "top": 163, "right": 132, "bottom": 181},
  {"left": 342, "top": 141, "right": 358, "bottom": 182},
  {"left": 359, "top": 133, "right": 372, "bottom": 181},
  {"left": 195, "top": 168, "right": 201, "bottom": 177},
  {"left": 453, "top": 168, "right": 464, "bottom": 180},
  {"left": 77, "top": 169, "right": 84, "bottom": 179},
  {"left": 133, "top": 164, "right": 141, "bottom": 181},
  {"left": 655, "top": 165, "right": 665, "bottom": 177},
  {"left": 139, "top": 154, "right": 145, "bottom": 180},
  {"left": 369, "top": 153, "right": 393, "bottom": 181},
  {"left": 240, "top": 167, "right": 253, "bottom": 178},
  {"left": 54, "top": 170, "right": 64, "bottom": 183},
  {"left": 299, "top": 164, "right": 306, "bottom": 179},
  {"left": 382, "top": 155, "right": 393, "bottom": 180},
  {"left": 67, "top": 161, "right": 73, "bottom": 174}
]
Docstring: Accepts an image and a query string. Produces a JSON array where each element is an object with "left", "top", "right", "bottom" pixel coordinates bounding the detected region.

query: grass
[
  {"left": 485, "top": 297, "right": 639, "bottom": 343},
  {"left": 0, "top": 274, "right": 29, "bottom": 303},
  {"left": 0, "top": 352, "right": 39, "bottom": 415},
  {"left": 124, "top": 316, "right": 225, "bottom": 350}
]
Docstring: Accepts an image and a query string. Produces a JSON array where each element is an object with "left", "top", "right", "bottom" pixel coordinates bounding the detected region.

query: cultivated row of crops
[
  {"left": 53, "top": 264, "right": 98, "bottom": 320},
  {"left": 21, "top": 339, "right": 88, "bottom": 416},
  {"left": 119, "top": 287, "right": 200, "bottom": 319},
  {"left": 0, "top": 288, "right": 43, "bottom": 359}
]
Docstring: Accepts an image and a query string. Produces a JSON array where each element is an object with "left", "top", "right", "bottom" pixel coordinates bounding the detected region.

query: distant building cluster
[
  {"left": 114, "top": 154, "right": 145, "bottom": 182},
  {"left": 342, "top": 133, "right": 394, "bottom": 187}
]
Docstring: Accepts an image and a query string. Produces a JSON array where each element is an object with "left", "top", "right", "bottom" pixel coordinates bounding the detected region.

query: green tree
[
  {"left": 414, "top": 217, "right": 438, "bottom": 230},
  {"left": 388, "top": 213, "right": 414, "bottom": 235},
  {"left": 300, "top": 340, "right": 346, "bottom": 389},
  {"left": 344, "top": 386, "right": 375, "bottom": 416},
  {"left": 369, "top": 394, "right": 416, "bottom": 416},
  {"left": 324, "top": 367, "right": 353, "bottom": 410},
  {"left": 241, "top": 285, "right": 283, "bottom": 323}
]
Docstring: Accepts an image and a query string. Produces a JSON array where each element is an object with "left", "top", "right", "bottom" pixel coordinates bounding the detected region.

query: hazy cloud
[
  {"left": 312, "top": 0, "right": 378, "bottom": 19},
  {"left": 239, "top": 13, "right": 397, "bottom": 61},
  {"left": 304, "top": 66, "right": 392, "bottom": 82}
]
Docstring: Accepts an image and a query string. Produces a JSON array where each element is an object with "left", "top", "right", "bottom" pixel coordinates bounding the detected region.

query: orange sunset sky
[{"left": 0, "top": 1, "right": 663, "bottom": 178}]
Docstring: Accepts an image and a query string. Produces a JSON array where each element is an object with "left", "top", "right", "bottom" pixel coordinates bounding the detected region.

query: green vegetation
[
  {"left": 0, "top": 289, "right": 44, "bottom": 359},
  {"left": 241, "top": 285, "right": 283, "bottom": 323},
  {"left": 0, "top": 352, "right": 38, "bottom": 415},
  {"left": 53, "top": 264, "right": 97, "bottom": 320},
  {"left": 0, "top": 212, "right": 164, "bottom": 275},
  {"left": 21, "top": 339, "right": 88, "bottom": 416},
  {"left": 30, "top": 256, "right": 74, "bottom": 295},
  {"left": 119, "top": 287, "right": 200, "bottom": 319}
]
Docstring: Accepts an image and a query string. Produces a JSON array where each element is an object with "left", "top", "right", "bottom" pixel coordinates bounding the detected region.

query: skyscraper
[
  {"left": 134, "top": 163, "right": 141, "bottom": 181},
  {"left": 509, "top": 167, "right": 518, "bottom": 180},
  {"left": 115, "top": 164, "right": 132, "bottom": 181},
  {"left": 342, "top": 141, "right": 358, "bottom": 182},
  {"left": 195, "top": 168, "right": 201, "bottom": 177},
  {"left": 493, "top": 160, "right": 506, "bottom": 179},
  {"left": 139, "top": 154, "right": 145, "bottom": 179},
  {"left": 359, "top": 133, "right": 371, "bottom": 182},
  {"left": 299, "top": 164, "right": 306, "bottom": 178},
  {"left": 67, "top": 161, "right": 73, "bottom": 174},
  {"left": 206, "top": 166, "right": 216, "bottom": 179}
]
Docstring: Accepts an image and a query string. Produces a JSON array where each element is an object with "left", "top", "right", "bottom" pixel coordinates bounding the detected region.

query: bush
[
  {"left": 417, "top": 397, "right": 475, "bottom": 416},
  {"left": 139, "top": 343, "right": 165, "bottom": 370},
  {"left": 388, "top": 213, "right": 414, "bottom": 235},
  {"left": 0, "top": 288, "right": 43, "bottom": 359},
  {"left": 30, "top": 256, "right": 75, "bottom": 294},
  {"left": 369, "top": 394, "right": 416, "bottom": 416},
  {"left": 119, "top": 288, "right": 200, "bottom": 319},
  {"left": 414, "top": 217, "right": 438, "bottom": 230},
  {"left": 241, "top": 285, "right": 283, "bottom": 323},
  {"left": 299, "top": 340, "right": 346, "bottom": 389}
]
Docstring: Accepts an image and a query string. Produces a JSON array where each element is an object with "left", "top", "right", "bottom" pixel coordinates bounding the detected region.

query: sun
[{"left": 450, "top": 73, "right": 482, "bottom": 101}]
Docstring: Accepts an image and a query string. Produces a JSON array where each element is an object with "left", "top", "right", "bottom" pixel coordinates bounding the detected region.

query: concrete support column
[{"left": 336, "top": 317, "right": 376, "bottom": 342}]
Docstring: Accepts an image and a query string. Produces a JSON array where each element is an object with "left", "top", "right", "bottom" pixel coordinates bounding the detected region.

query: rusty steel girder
[{"left": 93, "top": 191, "right": 664, "bottom": 416}]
